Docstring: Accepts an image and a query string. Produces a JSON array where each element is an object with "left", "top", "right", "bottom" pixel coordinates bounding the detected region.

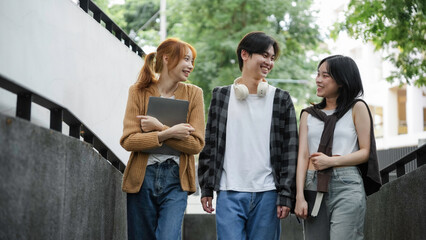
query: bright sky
[
  {"left": 311, "top": 0, "right": 350, "bottom": 33},
  {"left": 109, "top": 0, "right": 124, "bottom": 6}
]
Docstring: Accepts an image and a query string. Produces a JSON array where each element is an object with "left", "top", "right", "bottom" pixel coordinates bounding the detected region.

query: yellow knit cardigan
[{"left": 120, "top": 82, "right": 205, "bottom": 194}]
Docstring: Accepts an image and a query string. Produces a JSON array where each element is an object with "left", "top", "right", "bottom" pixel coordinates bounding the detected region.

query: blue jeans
[
  {"left": 303, "top": 167, "right": 366, "bottom": 240},
  {"left": 127, "top": 159, "right": 187, "bottom": 240},
  {"left": 216, "top": 190, "right": 280, "bottom": 240}
]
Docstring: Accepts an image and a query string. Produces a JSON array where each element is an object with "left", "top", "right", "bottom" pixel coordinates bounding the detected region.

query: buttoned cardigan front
[{"left": 120, "top": 82, "right": 205, "bottom": 194}]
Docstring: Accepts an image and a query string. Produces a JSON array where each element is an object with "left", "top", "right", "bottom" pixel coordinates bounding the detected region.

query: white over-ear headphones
[{"left": 233, "top": 77, "right": 269, "bottom": 100}]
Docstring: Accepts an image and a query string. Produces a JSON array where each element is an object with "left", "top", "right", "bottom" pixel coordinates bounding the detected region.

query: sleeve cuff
[
  {"left": 201, "top": 188, "right": 214, "bottom": 199},
  {"left": 276, "top": 195, "right": 294, "bottom": 209}
]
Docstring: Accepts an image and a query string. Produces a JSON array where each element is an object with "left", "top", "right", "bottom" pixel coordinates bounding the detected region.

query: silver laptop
[{"left": 142, "top": 96, "right": 189, "bottom": 155}]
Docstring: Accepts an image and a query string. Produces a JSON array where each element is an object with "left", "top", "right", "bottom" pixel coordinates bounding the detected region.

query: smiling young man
[{"left": 198, "top": 31, "right": 298, "bottom": 239}]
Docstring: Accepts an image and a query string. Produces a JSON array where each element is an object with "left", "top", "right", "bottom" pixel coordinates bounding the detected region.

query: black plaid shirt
[{"left": 198, "top": 85, "right": 298, "bottom": 207}]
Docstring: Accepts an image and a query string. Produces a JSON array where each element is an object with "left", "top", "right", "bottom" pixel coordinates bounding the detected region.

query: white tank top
[{"left": 307, "top": 109, "right": 359, "bottom": 156}]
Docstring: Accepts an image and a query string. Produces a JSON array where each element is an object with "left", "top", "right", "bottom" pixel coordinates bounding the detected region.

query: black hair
[
  {"left": 236, "top": 31, "right": 280, "bottom": 71},
  {"left": 314, "top": 55, "right": 364, "bottom": 115}
]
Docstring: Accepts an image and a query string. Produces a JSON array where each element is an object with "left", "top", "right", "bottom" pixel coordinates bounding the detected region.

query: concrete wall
[
  {"left": 1, "top": 107, "right": 424, "bottom": 239},
  {"left": 0, "top": 113, "right": 126, "bottom": 240},
  {"left": 0, "top": 0, "right": 143, "bottom": 165},
  {"left": 364, "top": 164, "right": 426, "bottom": 240}
]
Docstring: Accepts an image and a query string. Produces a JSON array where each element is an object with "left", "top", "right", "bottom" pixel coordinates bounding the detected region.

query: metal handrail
[
  {"left": 379, "top": 144, "right": 426, "bottom": 184},
  {"left": 0, "top": 74, "right": 126, "bottom": 173},
  {"left": 79, "top": 0, "right": 145, "bottom": 58}
]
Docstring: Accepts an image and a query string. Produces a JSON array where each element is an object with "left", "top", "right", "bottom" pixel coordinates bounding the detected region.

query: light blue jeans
[
  {"left": 127, "top": 159, "right": 187, "bottom": 240},
  {"left": 216, "top": 190, "right": 281, "bottom": 240},
  {"left": 303, "top": 167, "right": 366, "bottom": 240}
]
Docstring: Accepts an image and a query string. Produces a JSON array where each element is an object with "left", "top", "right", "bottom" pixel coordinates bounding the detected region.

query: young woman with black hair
[{"left": 294, "top": 55, "right": 381, "bottom": 240}]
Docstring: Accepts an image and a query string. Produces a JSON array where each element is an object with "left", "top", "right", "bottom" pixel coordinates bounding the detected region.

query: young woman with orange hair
[{"left": 120, "top": 38, "right": 205, "bottom": 240}]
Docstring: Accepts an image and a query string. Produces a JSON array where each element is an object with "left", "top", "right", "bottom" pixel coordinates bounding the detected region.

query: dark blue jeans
[
  {"left": 216, "top": 190, "right": 281, "bottom": 240},
  {"left": 127, "top": 159, "right": 187, "bottom": 240}
]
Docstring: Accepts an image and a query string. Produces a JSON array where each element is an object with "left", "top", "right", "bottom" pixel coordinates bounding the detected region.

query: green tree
[
  {"left": 95, "top": 0, "right": 325, "bottom": 112},
  {"left": 338, "top": 0, "right": 425, "bottom": 86},
  {"left": 92, "top": 0, "right": 161, "bottom": 45},
  {"left": 92, "top": 0, "right": 126, "bottom": 27},
  {"left": 91, "top": 0, "right": 109, "bottom": 11},
  {"left": 168, "top": 0, "right": 323, "bottom": 109}
]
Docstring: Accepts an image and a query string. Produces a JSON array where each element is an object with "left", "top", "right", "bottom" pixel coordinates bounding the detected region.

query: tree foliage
[
  {"left": 168, "top": 0, "right": 323, "bottom": 108},
  {"left": 339, "top": 0, "right": 425, "bottom": 86},
  {"left": 93, "top": 0, "right": 325, "bottom": 111},
  {"left": 91, "top": 0, "right": 126, "bottom": 27}
]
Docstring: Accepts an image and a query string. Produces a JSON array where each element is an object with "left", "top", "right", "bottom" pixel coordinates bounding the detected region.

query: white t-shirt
[{"left": 219, "top": 84, "right": 276, "bottom": 192}]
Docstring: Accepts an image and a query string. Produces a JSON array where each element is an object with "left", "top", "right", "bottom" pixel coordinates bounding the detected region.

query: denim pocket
[
  {"left": 169, "top": 163, "right": 180, "bottom": 178},
  {"left": 304, "top": 171, "right": 315, "bottom": 189},
  {"left": 337, "top": 173, "right": 362, "bottom": 185}
]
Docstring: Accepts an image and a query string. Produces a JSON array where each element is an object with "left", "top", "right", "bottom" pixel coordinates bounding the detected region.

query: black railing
[
  {"left": 377, "top": 146, "right": 417, "bottom": 169},
  {"left": 379, "top": 144, "right": 426, "bottom": 184},
  {"left": 79, "top": 0, "right": 145, "bottom": 57},
  {"left": 0, "top": 74, "right": 126, "bottom": 173}
]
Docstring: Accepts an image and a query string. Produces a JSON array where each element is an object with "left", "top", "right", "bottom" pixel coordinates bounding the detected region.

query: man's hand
[
  {"left": 277, "top": 206, "right": 290, "bottom": 219},
  {"left": 201, "top": 197, "right": 215, "bottom": 213}
]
